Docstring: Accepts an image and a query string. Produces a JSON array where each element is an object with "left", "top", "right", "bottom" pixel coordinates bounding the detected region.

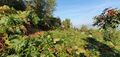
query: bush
[{"left": 62, "top": 19, "right": 71, "bottom": 29}]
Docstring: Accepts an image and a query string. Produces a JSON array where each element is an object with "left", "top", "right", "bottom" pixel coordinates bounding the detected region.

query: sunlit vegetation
[{"left": 0, "top": 0, "right": 120, "bottom": 57}]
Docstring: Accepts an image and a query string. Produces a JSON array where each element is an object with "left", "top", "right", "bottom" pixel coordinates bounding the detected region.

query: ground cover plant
[{"left": 0, "top": 0, "right": 120, "bottom": 57}]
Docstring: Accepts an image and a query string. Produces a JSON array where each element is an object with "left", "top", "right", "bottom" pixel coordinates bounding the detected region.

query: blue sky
[{"left": 54, "top": 0, "right": 120, "bottom": 27}]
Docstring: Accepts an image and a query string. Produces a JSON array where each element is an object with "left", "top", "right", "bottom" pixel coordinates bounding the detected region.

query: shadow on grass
[{"left": 83, "top": 37, "right": 120, "bottom": 57}]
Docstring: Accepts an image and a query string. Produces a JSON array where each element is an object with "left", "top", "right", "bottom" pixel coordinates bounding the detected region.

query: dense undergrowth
[
  {"left": 0, "top": 1, "right": 120, "bottom": 57},
  {"left": 0, "top": 28, "right": 120, "bottom": 57}
]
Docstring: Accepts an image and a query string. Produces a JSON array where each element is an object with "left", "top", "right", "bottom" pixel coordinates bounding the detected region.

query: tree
[
  {"left": 33, "top": 0, "right": 56, "bottom": 19},
  {"left": 0, "top": 0, "right": 26, "bottom": 10},
  {"left": 93, "top": 8, "right": 120, "bottom": 29},
  {"left": 62, "top": 19, "right": 71, "bottom": 29},
  {"left": 25, "top": 0, "right": 58, "bottom": 30},
  {"left": 0, "top": 0, "right": 56, "bottom": 18},
  {"left": 0, "top": 0, "right": 60, "bottom": 31},
  {"left": 80, "top": 25, "right": 88, "bottom": 32},
  {"left": 93, "top": 8, "right": 120, "bottom": 41}
]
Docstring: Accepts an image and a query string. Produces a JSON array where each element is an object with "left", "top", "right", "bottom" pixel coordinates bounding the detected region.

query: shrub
[{"left": 62, "top": 19, "right": 71, "bottom": 29}]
